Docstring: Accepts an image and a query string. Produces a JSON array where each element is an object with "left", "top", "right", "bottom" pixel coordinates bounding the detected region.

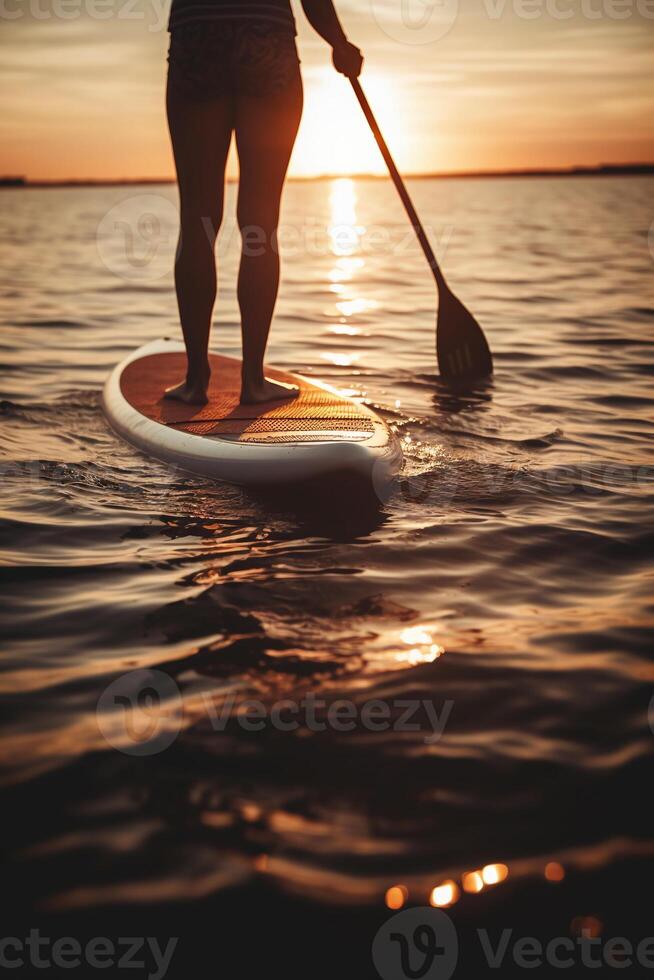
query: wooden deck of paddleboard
[
  {"left": 103, "top": 339, "right": 402, "bottom": 486},
  {"left": 120, "top": 351, "right": 375, "bottom": 443}
]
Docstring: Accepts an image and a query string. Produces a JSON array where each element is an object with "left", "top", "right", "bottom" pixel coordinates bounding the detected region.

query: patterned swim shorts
[{"left": 167, "top": 21, "right": 301, "bottom": 101}]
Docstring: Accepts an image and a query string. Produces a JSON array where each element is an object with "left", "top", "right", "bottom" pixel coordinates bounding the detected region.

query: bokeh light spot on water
[
  {"left": 481, "top": 864, "right": 509, "bottom": 886},
  {"left": 430, "top": 880, "right": 460, "bottom": 908},
  {"left": 545, "top": 861, "right": 566, "bottom": 882},
  {"left": 385, "top": 884, "right": 408, "bottom": 910},
  {"left": 462, "top": 870, "right": 484, "bottom": 894}
]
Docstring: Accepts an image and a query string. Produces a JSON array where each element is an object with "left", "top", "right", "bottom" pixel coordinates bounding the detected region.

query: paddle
[{"left": 349, "top": 77, "right": 493, "bottom": 386}]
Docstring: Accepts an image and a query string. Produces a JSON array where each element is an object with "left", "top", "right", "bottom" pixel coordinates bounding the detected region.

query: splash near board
[{"left": 103, "top": 339, "right": 402, "bottom": 487}]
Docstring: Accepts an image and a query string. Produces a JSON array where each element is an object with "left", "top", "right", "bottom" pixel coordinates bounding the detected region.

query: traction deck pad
[{"left": 120, "top": 352, "right": 374, "bottom": 441}]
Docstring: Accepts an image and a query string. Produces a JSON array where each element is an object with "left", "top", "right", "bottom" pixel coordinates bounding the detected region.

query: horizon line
[{"left": 1, "top": 162, "right": 653, "bottom": 188}]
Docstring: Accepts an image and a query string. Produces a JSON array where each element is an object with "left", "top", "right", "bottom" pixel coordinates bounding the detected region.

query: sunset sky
[{"left": 1, "top": 0, "right": 653, "bottom": 180}]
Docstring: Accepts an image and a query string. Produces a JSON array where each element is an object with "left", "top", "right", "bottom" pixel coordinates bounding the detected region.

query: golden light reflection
[
  {"left": 322, "top": 352, "right": 357, "bottom": 367},
  {"left": 334, "top": 386, "right": 362, "bottom": 398},
  {"left": 335, "top": 297, "right": 376, "bottom": 317},
  {"left": 481, "top": 863, "right": 509, "bottom": 885},
  {"left": 462, "top": 870, "right": 484, "bottom": 894},
  {"left": 328, "top": 257, "right": 364, "bottom": 282},
  {"left": 329, "top": 177, "right": 356, "bottom": 223},
  {"left": 400, "top": 627, "right": 433, "bottom": 646},
  {"left": 396, "top": 648, "right": 442, "bottom": 667},
  {"left": 396, "top": 625, "right": 444, "bottom": 666},
  {"left": 325, "top": 178, "right": 370, "bottom": 353},
  {"left": 545, "top": 861, "right": 565, "bottom": 882},
  {"left": 328, "top": 178, "right": 363, "bottom": 257},
  {"left": 385, "top": 884, "right": 408, "bottom": 910},
  {"left": 430, "top": 880, "right": 460, "bottom": 908}
]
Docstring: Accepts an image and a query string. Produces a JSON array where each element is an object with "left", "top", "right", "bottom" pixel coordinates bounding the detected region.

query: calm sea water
[{"left": 1, "top": 176, "right": 653, "bottom": 976}]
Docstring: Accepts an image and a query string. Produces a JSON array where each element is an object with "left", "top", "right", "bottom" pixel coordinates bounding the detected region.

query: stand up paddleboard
[{"left": 103, "top": 339, "right": 402, "bottom": 487}]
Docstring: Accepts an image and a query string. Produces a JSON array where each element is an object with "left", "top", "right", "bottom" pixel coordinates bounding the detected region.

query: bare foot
[
  {"left": 163, "top": 379, "right": 209, "bottom": 405},
  {"left": 240, "top": 378, "right": 300, "bottom": 405}
]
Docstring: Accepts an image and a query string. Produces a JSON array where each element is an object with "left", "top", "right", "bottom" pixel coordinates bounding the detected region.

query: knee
[
  {"left": 237, "top": 188, "right": 281, "bottom": 233},
  {"left": 237, "top": 204, "right": 280, "bottom": 258},
  {"left": 179, "top": 199, "right": 224, "bottom": 246}
]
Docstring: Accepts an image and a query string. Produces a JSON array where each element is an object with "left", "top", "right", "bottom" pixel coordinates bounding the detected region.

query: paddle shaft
[{"left": 349, "top": 77, "right": 446, "bottom": 291}]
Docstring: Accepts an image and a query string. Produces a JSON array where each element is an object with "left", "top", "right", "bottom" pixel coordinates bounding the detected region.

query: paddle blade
[{"left": 436, "top": 287, "right": 493, "bottom": 387}]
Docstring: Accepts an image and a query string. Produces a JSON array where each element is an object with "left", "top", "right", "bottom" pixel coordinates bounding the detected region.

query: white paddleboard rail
[{"left": 103, "top": 339, "right": 402, "bottom": 487}]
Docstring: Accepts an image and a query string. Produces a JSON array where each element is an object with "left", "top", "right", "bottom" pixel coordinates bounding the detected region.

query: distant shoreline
[{"left": 1, "top": 162, "right": 653, "bottom": 189}]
